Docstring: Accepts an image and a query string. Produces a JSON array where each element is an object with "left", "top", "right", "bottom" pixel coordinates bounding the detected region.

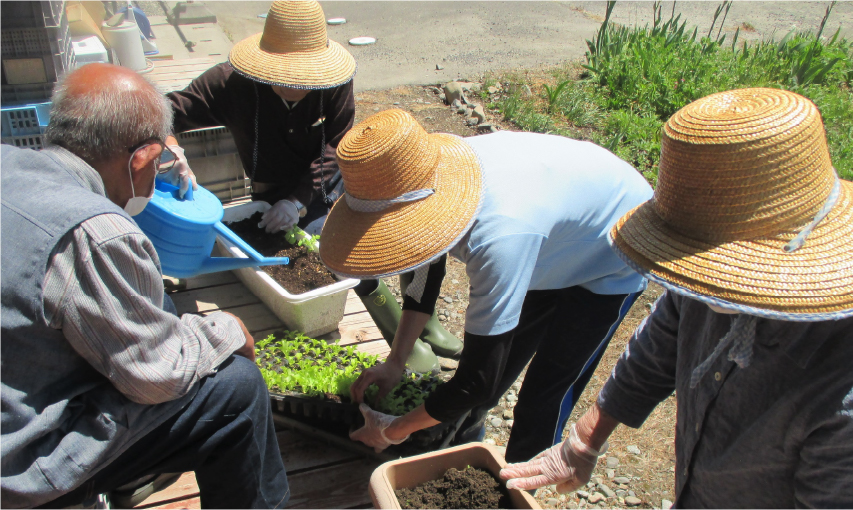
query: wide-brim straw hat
[
  {"left": 610, "top": 87, "right": 853, "bottom": 320},
  {"left": 320, "top": 109, "right": 483, "bottom": 278},
  {"left": 229, "top": 1, "right": 356, "bottom": 89}
]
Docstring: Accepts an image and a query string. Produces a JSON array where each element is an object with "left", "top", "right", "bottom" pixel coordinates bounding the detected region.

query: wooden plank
[
  {"left": 200, "top": 303, "right": 285, "bottom": 334},
  {"left": 285, "top": 459, "right": 380, "bottom": 509},
  {"left": 354, "top": 340, "right": 391, "bottom": 357},
  {"left": 135, "top": 473, "right": 198, "bottom": 509},
  {"left": 164, "top": 271, "right": 238, "bottom": 293},
  {"left": 150, "top": 57, "right": 216, "bottom": 69},
  {"left": 170, "top": 282, "right": 259, "bottom": 313},
  {"left": 276, "top": 430, "right": 361, "bottom": 472}
]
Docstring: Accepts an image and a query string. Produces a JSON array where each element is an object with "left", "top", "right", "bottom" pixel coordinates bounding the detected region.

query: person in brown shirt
[{"left": 166, "top": 0, "right": 356, "bottom": 235}]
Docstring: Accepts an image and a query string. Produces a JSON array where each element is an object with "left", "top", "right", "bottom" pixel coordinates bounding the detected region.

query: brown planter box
[{"left": 369, "top": 442, "right": 540, "bottom": 509}]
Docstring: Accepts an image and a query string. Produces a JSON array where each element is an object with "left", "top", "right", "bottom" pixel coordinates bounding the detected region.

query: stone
[
  {"left": 614, "top": 477, "right": 631, "bottom": 485},
  {"left": 506, "top": 393, "right": 518, "bottom": 402},
  {"left": 489, "top": 125, "right": 498, "bottom": 133},
  {"left": 598, "top": 485, "right": 615, "bottom": 498},
  {"left": 662, "top": 499, "right": 674, "bottom": 509},
  {"left": 466, "top": 117, "right": 479, "bottom": 126},
  {"left": 547, "top": 498, "right": 559, "bottom": 507},
  {"left": 586, "top": 482, "right": 595, "bottom": 488},
  {"left": 625, "top": 496, "right": 642, "bottom": 506},
  {"left": 452, "top": 279, "right": 459, "bottom": 284},
  {"left": 473, "top": 104, "right": 486, "bottom": 123},
  {"left": 451, "top": 98, "right": 462, "bottom": 109},
  {"left": 450, "top": 312, "right": 458, "bottom": 319},
  {"left": 487, "top": 86, "right": 499, "bottom": 94},
  {"left": 439, "top": 358, "right": 458, "bottom": 370},
  {"left": 444, "top": 296, "right": 453, "bottom": 303},
  {"left": 438, "top": 93, "right": 446, "bottom": 102},
  {"left": 505, "top": 419, "right": 514, "bottom": 428},
  {"left": 503, "top": 409, "right": 513, "bottom": 419},
  {"left": 484, "top": 437, "right": 496, "bottom": 445},
  {"left": 567, "top": 502, "right": 578, "bottom": 509},
  {"left": 457, "top": 106, "right": 468, "bottom": 115},
  {"left": 443, "top": 81, "right": 463, "bottom": 104},
  {"left": 576, "top": 490, "right": 589, "bottom": 499},
  {"left": 606, "top": 457, "right": 619, "bottom": 469},
  {"left": 627, "top": 445, "right": 641, "bottom": 455},
  {"left": 616, "top": 490, "right": 627, "bottom": 497},
  {"left": 592, "top": 477, "right": 603, "bottom": 485},
  {"left": 512, "top": 382, "right": 522, "bottom": 391},
  {"left": 436, "top": 64, "right": 444, "bottom": 70},
  {"left": 490, "top": 417, "right": 503, "bottom": 428},
  {"left": 606, "top": 469, "right": 615, "bottom": 479},
  {"left": 523, "top": 84, "right": 533, "bottom": 96},
  {"left": 588, "top": 493, "right": 604, "bottom": 504},
  {"left": 628, "top": 490, "right": 635, "bottom": 497}
]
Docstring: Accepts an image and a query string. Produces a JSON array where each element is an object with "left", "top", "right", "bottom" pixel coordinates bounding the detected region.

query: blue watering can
[{"left": 135, "top": 178, "right": 289, "bottom": 278}]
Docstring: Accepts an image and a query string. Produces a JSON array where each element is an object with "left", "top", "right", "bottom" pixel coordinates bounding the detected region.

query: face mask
[{"left": 123, "top": 157, "right": 156, "bottom": 216}]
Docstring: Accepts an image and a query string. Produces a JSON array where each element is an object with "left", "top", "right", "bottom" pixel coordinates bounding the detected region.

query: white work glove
[
  {"left": 349, "top": 403, "right": 409, "bottom": 453},
  {"left": 500, "top": 424, "right": 607, "bottom": 494},
  {"left": 258, "top": 199, "right": 300, "bottom": 233},
  {"left": 162, "top": 145, "right": 197, "bottom": 198}
]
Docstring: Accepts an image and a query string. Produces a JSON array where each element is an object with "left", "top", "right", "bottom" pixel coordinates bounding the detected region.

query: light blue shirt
[{"left": 449, "top": 132, "right": 653, "bottom": 336}]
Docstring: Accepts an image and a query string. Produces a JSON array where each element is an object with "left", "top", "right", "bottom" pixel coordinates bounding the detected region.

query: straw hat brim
[
  {"left": 320, "top": 134, "right": 482, "bottom": 278},
  {"left": 610, "top": 179, "right": 853, "bottom": 320},
  {"left": 229, "top": 33, "right": 356, "bottom": 89}
]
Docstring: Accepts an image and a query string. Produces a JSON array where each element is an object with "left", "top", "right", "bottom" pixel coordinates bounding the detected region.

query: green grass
[{"left": 484, "top": 0, "right": 853, "bottom": 182}]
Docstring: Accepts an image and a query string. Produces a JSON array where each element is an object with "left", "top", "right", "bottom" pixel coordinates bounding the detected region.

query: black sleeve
[
  {"left": 423, "top": 329, "right": 514, "bottom": 422},
  {"left": 401, "top": 255, "right": 446, "bottom": 316},
  {"left": 167, "top": 63, "right": 230, "bottom": 133}
]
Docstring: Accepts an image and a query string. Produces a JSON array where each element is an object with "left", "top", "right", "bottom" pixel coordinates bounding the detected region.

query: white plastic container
[
  {"left": 217, "top": 201, "right": 359, "bottom": 337},
  {"left": 71, "top": 35, "right": 108, "bottom": 68}
]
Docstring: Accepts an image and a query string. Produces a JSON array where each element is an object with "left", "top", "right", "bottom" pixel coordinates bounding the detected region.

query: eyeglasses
[{"left": 128, "top": 138, "right": 177, "bottom": 174}]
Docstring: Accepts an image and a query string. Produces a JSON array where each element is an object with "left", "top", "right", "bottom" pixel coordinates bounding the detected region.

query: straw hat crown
[
  {"left": 337, "top": 109, "right": 441, "bottom": 200},
  {"left": 228, "top": 0, "right": 356, "bottom": 89},
  {"left": 655, "top": 88, "right": 835, "bottom": 242},
  {"left": 259, "top": 1, "right": 327, "bottom": 54}
]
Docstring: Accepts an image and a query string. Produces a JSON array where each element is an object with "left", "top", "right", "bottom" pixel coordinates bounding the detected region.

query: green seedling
[{"left": 284, "top": 226, "right": 320, "bottom": 253}]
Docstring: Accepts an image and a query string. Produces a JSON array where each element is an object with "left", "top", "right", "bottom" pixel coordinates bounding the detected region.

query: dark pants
[
  {"left": 41, "top": 356, "right": 289, "bottom": 509},
  {"left": 454, "top": 286, "right": 640, "bottom": 463}
]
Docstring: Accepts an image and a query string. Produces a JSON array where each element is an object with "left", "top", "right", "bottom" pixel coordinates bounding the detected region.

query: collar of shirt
[
  {"left": 41, "top": 145, "right": 107, "bottom": 198},
  {"left": 280, "top": 97, "right": 300, "bottom": 110}
]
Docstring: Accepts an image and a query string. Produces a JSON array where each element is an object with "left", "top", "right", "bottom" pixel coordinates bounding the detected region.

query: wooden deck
[
  {"left": 147, "top": 57, "right": 218, "bottom": 94},
  {"left": 141, "top": 266, "right": 392, "bottom": 509}
]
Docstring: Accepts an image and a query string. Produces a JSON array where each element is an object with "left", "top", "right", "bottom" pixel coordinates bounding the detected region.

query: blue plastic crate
[{"left": 1, "top": 102, "right": 52, "bottom": 138}]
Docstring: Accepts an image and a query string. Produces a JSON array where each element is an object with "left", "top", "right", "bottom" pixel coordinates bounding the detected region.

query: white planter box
[{"left": 217, "top": 201, "right": 359, "bottom": 337}]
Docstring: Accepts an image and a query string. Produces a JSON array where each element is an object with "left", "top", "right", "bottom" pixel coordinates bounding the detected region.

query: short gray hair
[{"left": 44, "top": 72, "right": 173, "bottom": 162}]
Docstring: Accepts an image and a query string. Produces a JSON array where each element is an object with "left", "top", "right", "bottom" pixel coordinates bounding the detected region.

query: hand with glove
[
  {"left": 161, "top": 144, "right": 197, "bottom": 199},
  {"left": 500, "top": 424, "right": 608, "bottom": 493},
  {"left": 349, "top": 403, "right": 410, "bottom": 453},
  {"left": 258, "top": 199, "right": 301, "bottom": 233}
]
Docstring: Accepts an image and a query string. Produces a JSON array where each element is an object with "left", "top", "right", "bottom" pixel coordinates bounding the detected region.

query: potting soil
[
  {"left": 395, "top": 466, "right": 511, "bottom": 509},
  {"left": 226, "top": 212, "right": 336, "bottom": 294}
]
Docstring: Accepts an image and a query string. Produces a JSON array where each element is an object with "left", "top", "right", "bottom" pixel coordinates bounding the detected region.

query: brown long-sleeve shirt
[{"left": 167, "top": 62, "right": 355, "bottom": 206}]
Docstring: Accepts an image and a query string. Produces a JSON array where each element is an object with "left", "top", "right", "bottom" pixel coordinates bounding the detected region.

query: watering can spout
[{"left": 197, "top": 254, "right": 290, "bottom": 276}]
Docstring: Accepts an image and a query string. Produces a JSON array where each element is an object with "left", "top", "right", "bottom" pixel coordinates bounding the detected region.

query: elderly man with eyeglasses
[{"left": 0, "top": 64, "right": 289, "bottom": 509}]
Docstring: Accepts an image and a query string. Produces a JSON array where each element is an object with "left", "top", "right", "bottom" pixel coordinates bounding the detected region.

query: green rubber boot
[
  {"left": 399, "top": 272, "right": 464, "bottom": 359},
  {"left": 360, "top": 281, "right": 440, "bottom": 374}
]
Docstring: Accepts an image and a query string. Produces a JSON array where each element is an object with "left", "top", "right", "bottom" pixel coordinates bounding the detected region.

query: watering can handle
[{"left": 154, "top": 175, "right": 194, "bottom": 201}]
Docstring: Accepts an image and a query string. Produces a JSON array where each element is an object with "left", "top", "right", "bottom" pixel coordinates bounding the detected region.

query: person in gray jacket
[
  {"left": 0, "top": 63, "right": 288, "bottom": 509},
  {"left": 500, "top": 88, "right": 853, "bottom": 507}
]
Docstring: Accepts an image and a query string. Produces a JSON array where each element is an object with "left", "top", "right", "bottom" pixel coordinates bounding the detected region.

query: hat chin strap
[
  {"left": 344, "top": 188, "right": 435, "bottom": 212},
  {"left": 783, "top": 175, "right": 840, "bottom": 253}
]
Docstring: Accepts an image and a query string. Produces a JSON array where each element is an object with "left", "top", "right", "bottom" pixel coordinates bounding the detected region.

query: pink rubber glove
[
  {"left": 258, "top": 199, "right": 300, "bottom": 233},
  {"left": 349, "top": 403, "right": 409, "bottom": 453},
  {"left": 500, "top": 424, "right": 607, "bottom": 493},
  {"left": 162, "top": 145, "right": 197, "bottom": 198}
]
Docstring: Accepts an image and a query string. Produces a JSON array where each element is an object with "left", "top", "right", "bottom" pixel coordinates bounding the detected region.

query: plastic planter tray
[
  {"left": 217, "top": 201, "right": 359, "bottom": 337},
  {"left": 369, "top": 442, "right": 541, "bottom": 509}
]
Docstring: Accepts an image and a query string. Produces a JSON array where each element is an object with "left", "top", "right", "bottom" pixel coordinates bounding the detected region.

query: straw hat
[
  {"left": 320, "top": 109, "right": 483, "bottom": 278},
  {"left": 229, "top": 1, "right": 356, "bottom": 89},
  {"left": 610, "top": 88, "right": 853, "bottom": 320}
]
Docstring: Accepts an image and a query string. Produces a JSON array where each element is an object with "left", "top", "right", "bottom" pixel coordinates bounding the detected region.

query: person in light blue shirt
[{"left": 323, "top": 110, "right": 652, "bottom": 462}]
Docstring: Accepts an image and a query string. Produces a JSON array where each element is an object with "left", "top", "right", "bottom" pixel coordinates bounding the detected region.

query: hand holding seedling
[
  {"left": 349, "top": 403, "right": 409, "bottom": 453},
  {"left": 258, "top": 199, "right": 300, "bottom": 233},
  {"left": 349, "top": 358, "right": 405, "bottom": 405}
]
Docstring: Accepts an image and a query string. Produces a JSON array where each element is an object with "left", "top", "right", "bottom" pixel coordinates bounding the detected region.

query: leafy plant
[
  {"left": 542, "top": 80, "right": 571, "bottom": 113},
  {"left": 284, "top": 226, "right": 320, "bottom": 253},
  {"left": 254, "top": 331, "right": 445, "bottom": 416}
]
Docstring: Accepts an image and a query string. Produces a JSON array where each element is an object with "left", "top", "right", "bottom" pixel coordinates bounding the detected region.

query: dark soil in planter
[
  {"left": 395, "top": 466, "right": 511, "bottom": 509},
  {"left": 226, "top": 212, "right": 336, "bottom": 294}
]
